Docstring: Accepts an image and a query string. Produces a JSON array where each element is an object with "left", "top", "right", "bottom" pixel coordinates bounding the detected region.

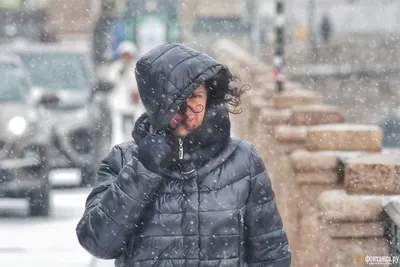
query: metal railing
[{"left": 383, "top": 201, "right": 400, "bottom": 266}]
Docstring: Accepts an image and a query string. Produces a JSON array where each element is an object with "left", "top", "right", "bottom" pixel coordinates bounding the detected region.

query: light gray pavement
[{"left": 0, "top": 186, "right": 114, "bottom": 267}]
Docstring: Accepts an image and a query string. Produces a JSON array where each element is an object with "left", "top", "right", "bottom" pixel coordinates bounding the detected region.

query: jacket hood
[{"left": 135, "top": 43, "right": 227, "bottom": 132}]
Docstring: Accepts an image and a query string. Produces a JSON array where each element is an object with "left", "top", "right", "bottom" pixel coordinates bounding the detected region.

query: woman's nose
[{"left": 185, "top": 100, "right": 195, "bottom": 115}]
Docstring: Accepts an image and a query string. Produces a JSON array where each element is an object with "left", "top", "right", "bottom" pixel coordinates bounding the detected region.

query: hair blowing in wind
[{"left": 172, "top": 102, "right": 205, "bottom": 132}]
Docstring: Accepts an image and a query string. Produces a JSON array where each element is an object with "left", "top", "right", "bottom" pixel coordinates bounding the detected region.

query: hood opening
[{"left": 135, "top": 43, "right": 227, "bottom": 132}]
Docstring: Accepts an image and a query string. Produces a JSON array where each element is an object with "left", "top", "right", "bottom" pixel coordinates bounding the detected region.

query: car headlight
[{"left": 8, "top": 116, "right": 27, "bottom": 135}]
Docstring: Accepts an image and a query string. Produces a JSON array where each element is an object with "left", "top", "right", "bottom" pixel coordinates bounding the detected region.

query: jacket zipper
[
  {"left": 178, "top": 138, "right": 195, "bottom": 175},
  {"left": 178, "top": 138, "right": 184, "bottom": 160}
]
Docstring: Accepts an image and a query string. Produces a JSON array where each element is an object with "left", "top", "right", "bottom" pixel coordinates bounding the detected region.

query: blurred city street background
[{"left": 1, "top": 0, "right": 400, "bottom": 266}]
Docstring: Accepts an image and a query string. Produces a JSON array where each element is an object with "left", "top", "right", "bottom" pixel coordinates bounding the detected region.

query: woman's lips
[
  {"left": 174, "top": 117, "right": 195, "bottom": 123},
  {"left": 170, "top": 117, "right": 195, "bottom": 129}
]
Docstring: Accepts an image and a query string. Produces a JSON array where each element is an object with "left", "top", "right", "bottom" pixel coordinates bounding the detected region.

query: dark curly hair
[
  {"left": 205, "top": 66, "right": 250, "bottom": 114},
  {"left": 174, "top": 66, "right": 250, "bottom": 132}
]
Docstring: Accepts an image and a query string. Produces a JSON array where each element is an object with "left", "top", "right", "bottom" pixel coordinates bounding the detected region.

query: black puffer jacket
[{"left": 76, "top": 43, "right": 291, "bottom": 267}]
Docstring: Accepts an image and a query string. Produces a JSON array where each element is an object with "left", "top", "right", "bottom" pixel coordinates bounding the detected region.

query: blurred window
[
  {"left": 193, "top": 16, "right": 248, "bottom": 34},
  {"left": 0, "top": 66, "right": 26, "bottom": 101},
  {"left": 0, "top": 0, "right": 21, "bottom": 9},
  {"left": 18, "top": 53, "right": 88, "bottom": 90}
]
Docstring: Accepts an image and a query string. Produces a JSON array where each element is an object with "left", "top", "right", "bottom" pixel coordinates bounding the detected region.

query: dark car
[
  {"left": 1, "top": 42, "right": 113, "bottom": 186},
  {"left": 0, "top": 54, "right": 51, "bottom": 216},
  {"left": 381, "top": 110, "right": 400, "bottom": 150}
]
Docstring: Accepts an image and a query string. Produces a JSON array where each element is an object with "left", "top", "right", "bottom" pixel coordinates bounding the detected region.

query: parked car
[
  {"left": 0, "top": 54, "right": 51, "bottom": 216},
  {"left": 381, "top": 109, "right": 400, "bottom": 150},
  {"left": 1, "top": 42, "right": 113, "bottom": 186}
]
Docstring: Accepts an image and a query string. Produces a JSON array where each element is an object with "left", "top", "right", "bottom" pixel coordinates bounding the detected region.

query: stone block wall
[
  {"left": 317, "top": 153, "right": 400, "bottom": 266},
  {"left": 290, "top": 125, "right": 383, "bottom": 267},
  {"left": 213, "top": 39, "right": 399, "bottom": 267}
]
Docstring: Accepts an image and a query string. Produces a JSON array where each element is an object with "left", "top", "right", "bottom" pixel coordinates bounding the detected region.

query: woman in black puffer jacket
[{"left": 76, "top": 43, "right": 291, "bottom": 267}]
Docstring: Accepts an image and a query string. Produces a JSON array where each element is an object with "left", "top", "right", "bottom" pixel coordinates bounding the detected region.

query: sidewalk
[{"left": 91, "top": 258, "right": 114, "bottom": 267}]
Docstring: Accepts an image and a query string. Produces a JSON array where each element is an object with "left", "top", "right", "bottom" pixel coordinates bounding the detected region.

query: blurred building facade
[
  {"left": 287, "top": 0, "right": 400, "bottom": 36},
  {"left": 22, "top": 0, "right": 400, "bottom": 127},
  {"left": 47, "top": 0, "right": 100, "bottom": 34},
  {"left": 284, "top": 0, "right": 400, "bottom": 127}
]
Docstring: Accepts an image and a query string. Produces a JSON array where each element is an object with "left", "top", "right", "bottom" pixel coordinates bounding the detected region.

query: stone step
[
  {"left": 307, "top": 124, "right": 383, "bottom": 152},
  {"left": 344, "top": 153, "right": 400, "bottom": 194},
  {"left": 290, "top": 104, "right": 344, "bottom": 126},
  {"left": 273, "top": 89, "right": 322, "bottom": 109}
]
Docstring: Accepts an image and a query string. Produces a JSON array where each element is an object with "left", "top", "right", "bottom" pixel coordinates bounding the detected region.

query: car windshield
[
  {"left": 0, "top": 66, "right": 26, "bottom": 102},
  {"left": 18, "top": 52, "right": 88, "bottom": 90}
]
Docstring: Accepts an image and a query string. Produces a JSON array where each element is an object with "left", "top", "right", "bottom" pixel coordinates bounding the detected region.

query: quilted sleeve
[
  {"left": 244, "top": 145, "right": 292, "bottom": 267},
  {"left": 76, "top": 145, "right": 163, "bottom": 259}
]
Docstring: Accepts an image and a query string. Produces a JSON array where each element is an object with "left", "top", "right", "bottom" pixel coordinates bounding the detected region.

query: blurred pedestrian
[
  {"left": 76, "top": 43, "right": 291, "bottom": 267},
  {"left": 108, "top": 40, "right": 144, "bottom": 145},
  {"left": 320, "top": 14, "right": 332, "bottom": 43},
  {"left": 111, "top": 18, "right": 126, "bottom": 60},
  {"left": 108, "top": 40, "right": 138, "bottom": 95}
]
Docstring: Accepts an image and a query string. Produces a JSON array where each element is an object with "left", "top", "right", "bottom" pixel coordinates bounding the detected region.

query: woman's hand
[{"left": 138, "top": 133, "right": 172, "bottom": 173}]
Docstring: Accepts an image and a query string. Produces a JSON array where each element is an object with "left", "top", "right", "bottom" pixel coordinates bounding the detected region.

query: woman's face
[{"left": 169, "top": 84, "right": 208, "bottom": 137}]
